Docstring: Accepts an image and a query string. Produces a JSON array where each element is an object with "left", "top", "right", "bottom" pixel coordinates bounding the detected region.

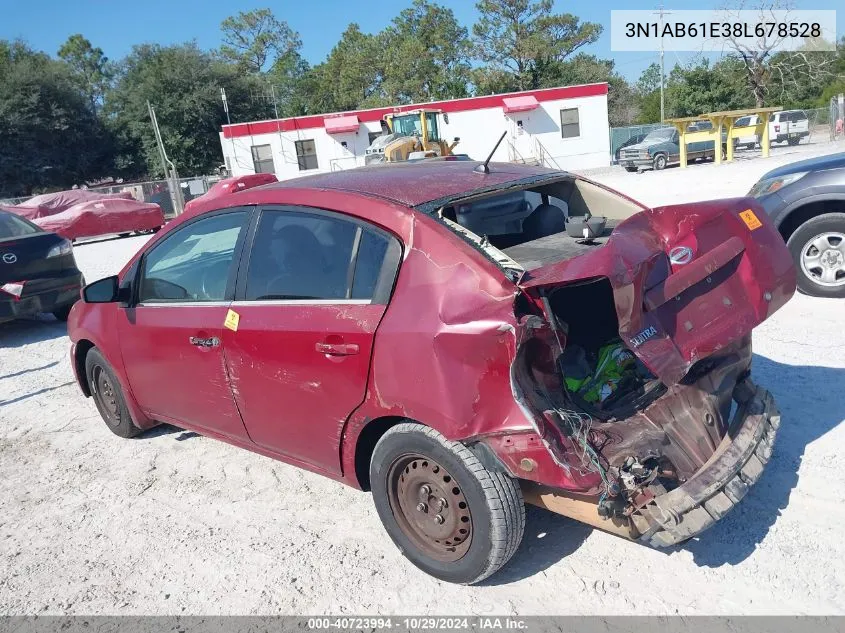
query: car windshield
[
  {"left": 645, "top": 128, "right": 674, "bottom": 141},
  {"left": 0, "top": 212, "right": 40, "bottom": 240}
]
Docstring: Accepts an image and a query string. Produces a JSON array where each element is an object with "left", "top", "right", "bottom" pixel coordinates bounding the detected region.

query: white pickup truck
[{"left": 732, "top": 110, "right": 810, "bottom": 149}]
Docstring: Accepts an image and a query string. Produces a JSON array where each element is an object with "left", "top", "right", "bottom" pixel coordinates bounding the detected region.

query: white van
[{"left": 731, "top": 111, "right": 810, "bottom": 149}]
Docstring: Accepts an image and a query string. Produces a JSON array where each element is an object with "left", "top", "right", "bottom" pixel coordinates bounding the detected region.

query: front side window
[
  {"left": 560, "top": 108, "right": 580, "bottom": 138},
  {"left": 138, "top": 211, "right": 246, "bottom": 303},
  {"left": 244, "top": 209, "right": 395, "bottom": 302},
  {"left": 295, "top": 140, "right": 318, "bottom": 171},
  {"left": 251, "top": 145, "right": 275, "bottom": 174}
]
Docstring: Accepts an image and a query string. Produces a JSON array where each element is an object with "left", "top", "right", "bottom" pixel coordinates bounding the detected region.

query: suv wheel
[
  {"left": 370, "top": 423, "right": 525, "bottom": 584},
  {"left": 787, "top": 212, "right": 845, "bottom": 298},
  {"left": 653, "top": 154, "right": 667, "bottom": 170}
]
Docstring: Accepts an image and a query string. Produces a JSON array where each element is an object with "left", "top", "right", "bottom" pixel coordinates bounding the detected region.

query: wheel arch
[
  {"left": 352, "top": 415, "right": 420, "bottom": 491},
  {"left": 73, "top": 338, "right": 96, "bottom": 397},
  {"left": 777, "top": 196, "right": 845, "bottom": 243}
]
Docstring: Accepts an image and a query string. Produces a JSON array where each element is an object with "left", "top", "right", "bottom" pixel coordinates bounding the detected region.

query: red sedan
[{"left": 68, "top": 161, "right": 795, "bottom": 584}]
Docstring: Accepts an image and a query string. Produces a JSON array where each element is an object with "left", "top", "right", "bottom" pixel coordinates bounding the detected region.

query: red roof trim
[
  {"left": 324, "top": 114, "right": 360, "bottom": 134},
  {"left": 503, "top": 95, "right": 540, "bottom": 113},
  {"left": 222, "top": 83, "right": 608, "bottom": 139}
]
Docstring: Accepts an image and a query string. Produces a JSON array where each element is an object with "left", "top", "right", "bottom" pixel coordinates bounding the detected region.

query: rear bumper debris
[{"left": 630, "top": 379, "right": 778, "bottom": 547}]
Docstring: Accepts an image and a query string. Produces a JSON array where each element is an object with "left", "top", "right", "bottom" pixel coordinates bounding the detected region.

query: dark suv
[{"left": 749, "top": 151, "right": 845, "bottom": 297}]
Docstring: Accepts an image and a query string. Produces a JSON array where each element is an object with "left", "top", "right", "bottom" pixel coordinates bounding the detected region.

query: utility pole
[
  {"left": 147, "top": 101, "right": 184, "bottom": 215},
  {"left": 656, "top": 4, "right": 670, "bottom": 123}
]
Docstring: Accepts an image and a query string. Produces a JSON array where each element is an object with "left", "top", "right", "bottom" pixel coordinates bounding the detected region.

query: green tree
[
  {"left": 57, "top": 34, "right": 112, "bottom": 111},
  {"left": 105, "top": 43, "right": 269, "bottom": 178},
  {"left": 635, "top": 62, "right": 662, "bottom": 123},
  {"left": 538, "top": 53, "right": 635, "bottom": 125},
  {"left": 381, "top": 0, "right": 471, "bottom": 103},
  {"left": 0, "top": 40, "right": 112, "bottom": 196},
  {"left": 472, "top": 0, "right": 602, "bottom": 92},
  {"left": 666, "top": 58, "right": 752, "bottom": 118},
  {"left": 302, "top": 24, "right": 386, "bottom": 112},
  {"left": 219, "top": 8, "right": 301, "bottom": 73}
]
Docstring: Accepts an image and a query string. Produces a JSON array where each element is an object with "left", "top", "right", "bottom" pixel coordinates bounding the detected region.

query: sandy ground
[{"left": 1, "top": 141, "right": 844, "bottom": 616}]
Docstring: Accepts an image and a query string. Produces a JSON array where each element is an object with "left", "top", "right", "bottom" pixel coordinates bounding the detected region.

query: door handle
[
  {"left": 189, "top": 336, "right": 220, "bottom": 348},
  {"left": 315, "top": 341, "right": 359, "bottom": 356}
]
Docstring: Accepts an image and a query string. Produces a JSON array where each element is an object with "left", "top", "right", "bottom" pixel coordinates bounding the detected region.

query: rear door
[
  {"left": 117, "top": 209, "right": 252, "bottom": 439},
  {"left": 222, "top": 206, "right": 402, "bottom": 474}
]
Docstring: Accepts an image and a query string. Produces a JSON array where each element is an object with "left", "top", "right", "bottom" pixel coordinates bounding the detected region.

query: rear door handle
[
  {"left": 315, "top": 341, "right": 359, "bottom": 356},
  {"left": 189, "top": 336, "right": 220, "bottom": 348}
]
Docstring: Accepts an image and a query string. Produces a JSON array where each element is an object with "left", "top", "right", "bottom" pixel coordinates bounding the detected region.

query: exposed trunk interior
[{"left": 513, "top": 277, "right": 753, "bottom": 522}]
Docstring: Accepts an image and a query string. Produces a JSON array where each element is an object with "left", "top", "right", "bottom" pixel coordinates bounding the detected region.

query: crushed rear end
[{"left": 507, "top": 197, "right": 795, "bottom": 545}]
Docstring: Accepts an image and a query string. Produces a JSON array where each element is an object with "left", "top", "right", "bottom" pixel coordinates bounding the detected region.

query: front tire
[
  {"left": 787, "top": 212, "right": 845, "bottom": 298},
  {"left": 653, "top": 153, "right": 667, "bottom": 170},
  {"left": 85, "top": 348, "right": 142, "bottom": 438},
  {"left": 370, "top": 423, "right": 525, "bottom": 584}
]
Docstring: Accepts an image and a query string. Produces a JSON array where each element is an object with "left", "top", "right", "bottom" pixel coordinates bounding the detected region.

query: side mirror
[
  {"left": 453, "top": 137, "right": 461, "bottom": 142},
  {"left": 83, "top": 275, "right": 121, "bottom": 303}
]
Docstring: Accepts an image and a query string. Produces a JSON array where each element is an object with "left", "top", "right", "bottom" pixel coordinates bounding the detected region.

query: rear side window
[
  {"left": 0, "top": 212, "right": 40, "bottom": 240},
  {"left": 244, "top": 209, "right": 399, "bottom": 302}
]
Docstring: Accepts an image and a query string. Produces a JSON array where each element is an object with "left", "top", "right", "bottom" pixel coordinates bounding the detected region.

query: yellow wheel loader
[{"left": 364, "top": 109, "right": 460, "bottom": 165}]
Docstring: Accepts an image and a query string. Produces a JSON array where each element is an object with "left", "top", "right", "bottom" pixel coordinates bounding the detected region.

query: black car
[
  {"left": 0, "top": 209, "right": 84, "bottom": 323},
  {"left": 749, "top": 152, "right": 845, "bottom": 298}
]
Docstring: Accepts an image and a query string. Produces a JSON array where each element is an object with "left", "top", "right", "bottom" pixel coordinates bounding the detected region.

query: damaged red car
[{"left": 68, "top": 161, "right": 795, "bottom": 584}]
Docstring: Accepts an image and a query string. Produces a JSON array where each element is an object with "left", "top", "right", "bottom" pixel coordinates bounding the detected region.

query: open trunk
[{"left": 504, "top": 194, "right": 795, "bottom": 542}]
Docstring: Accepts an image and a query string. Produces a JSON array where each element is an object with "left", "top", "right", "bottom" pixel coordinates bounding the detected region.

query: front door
[
  {"left": 118, "top": 209, "right": 252, "bottom": 439},
  {"left": 222, "top": 206, "right": 401, "bottom": 473}
]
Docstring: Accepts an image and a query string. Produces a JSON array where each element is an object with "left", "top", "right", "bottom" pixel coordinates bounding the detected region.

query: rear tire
[
  {"left": 787, "top": 212, "right": 845, "bottom": 298},
  {"left": 653, "top": 153, "right": 667, "bottom": 170},
  {"left": 624, "top": 166, "right": 638, "bottom": 172},
  {"left": 85, "top": 348, "right": 142, "bottom": 438},
  {"left": 370, "top": 423, "right": 525, "bottom": 584},
  {"left": 51, "top": 304, "right": 73, "bottom": 322}
]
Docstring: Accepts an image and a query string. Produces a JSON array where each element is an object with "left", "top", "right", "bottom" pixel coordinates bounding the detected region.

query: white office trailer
[{"left": 219, "top": 83, "right": 610, "bottom": 180}]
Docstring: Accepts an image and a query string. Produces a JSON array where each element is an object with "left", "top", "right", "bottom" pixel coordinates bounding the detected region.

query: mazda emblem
[
  {"left": 1, "top": 253, "right": 17, "bottom": 264},
  {"left": 669, "top": 246, "right": 693, "bottom": 265}
]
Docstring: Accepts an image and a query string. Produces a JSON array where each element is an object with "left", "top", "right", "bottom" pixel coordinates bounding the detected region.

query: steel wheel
[
  {"left": 799, "top": 231, "right": 845, "bottom": 288},
  {"left": 386, "top": 453, "right": 473, "bottom": 562},
  {"left": 92, "top": 365, "right": 120, "bottom": 427}
]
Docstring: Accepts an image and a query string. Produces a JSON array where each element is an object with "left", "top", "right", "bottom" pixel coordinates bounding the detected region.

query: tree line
[{"left": 2, "top": 0, "right": 844, "bottom": 197}]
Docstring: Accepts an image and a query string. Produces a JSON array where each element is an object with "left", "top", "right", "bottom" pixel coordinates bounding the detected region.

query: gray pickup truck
[{"left": 619, "top": 122, "right": 726, "bottom": 172}]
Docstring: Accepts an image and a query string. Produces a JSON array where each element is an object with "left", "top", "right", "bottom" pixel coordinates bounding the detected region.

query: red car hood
[{"left": 518, "top": 197, "right": 796, "bottom": 384}]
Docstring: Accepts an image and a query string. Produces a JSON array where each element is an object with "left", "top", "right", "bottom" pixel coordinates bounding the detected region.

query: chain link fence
[{"left": 1, "top": 176, "right": 219, "bottom": 218}]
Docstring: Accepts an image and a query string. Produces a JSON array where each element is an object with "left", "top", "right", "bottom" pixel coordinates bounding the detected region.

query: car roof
[{"left": 258, "top": 160, "right": 564, "bottom": 209}]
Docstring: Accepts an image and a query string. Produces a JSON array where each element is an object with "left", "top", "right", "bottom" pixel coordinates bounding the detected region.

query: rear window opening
[
  {"left": 435, "top": 176, "right": 643, "bottom": 273},
  {"left": 0, "top": 212, "right": 41, "bottom": 241}
]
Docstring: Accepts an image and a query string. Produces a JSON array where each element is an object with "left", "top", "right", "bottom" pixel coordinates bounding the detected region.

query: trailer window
[
  {"left": 295, "top": 140, "right": 319, "bottom": 171},
  {"left": 251, "top": 145, "right": 275, "bottom": 174},
  {"left": 560, "top": 108, "right": 580, "bottom": 139}
]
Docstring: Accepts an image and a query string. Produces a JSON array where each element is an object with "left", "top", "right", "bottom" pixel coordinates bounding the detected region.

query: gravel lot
[{"left": 1, "top": 141, "right": 844, "bottom": 616}]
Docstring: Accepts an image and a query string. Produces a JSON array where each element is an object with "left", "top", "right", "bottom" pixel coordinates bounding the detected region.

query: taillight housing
[
  {"left": 774, "top": 124, "right": 780, "bottom": 132},
  {"left": 1, "top": 282, "right": 25, "bottom": 300}
]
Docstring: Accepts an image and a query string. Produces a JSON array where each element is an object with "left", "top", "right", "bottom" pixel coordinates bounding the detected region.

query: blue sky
[{"left": 1, "top": 0, "right": 841, "bottom": 83}]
